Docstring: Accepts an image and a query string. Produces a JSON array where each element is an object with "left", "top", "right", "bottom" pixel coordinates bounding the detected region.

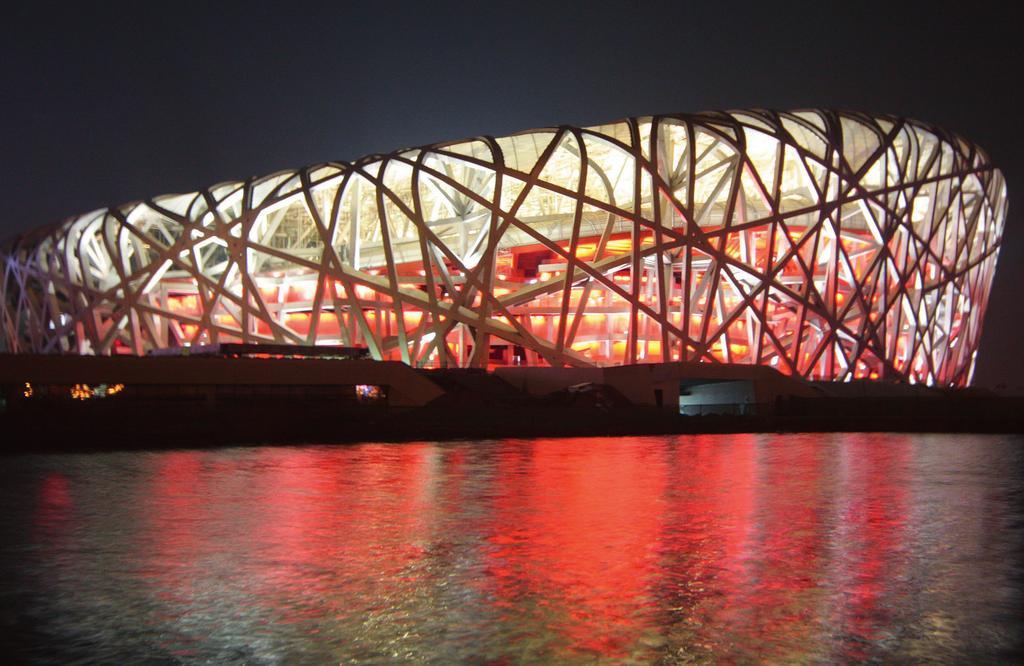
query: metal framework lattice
[{"left": 0, "top": 110, "right": 1007, "bottom": 385}]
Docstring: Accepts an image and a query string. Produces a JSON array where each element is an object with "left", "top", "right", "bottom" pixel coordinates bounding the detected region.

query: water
[{"left": 0, "top": 433, "right": 1021, "bottom": 664}]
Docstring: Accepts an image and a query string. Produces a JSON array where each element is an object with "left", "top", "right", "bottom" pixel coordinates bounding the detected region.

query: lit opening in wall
[{"left": 355, "top": 384, "right": 386, "bottom": 403}]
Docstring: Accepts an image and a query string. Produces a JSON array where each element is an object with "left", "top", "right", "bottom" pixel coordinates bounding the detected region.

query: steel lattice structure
[{"left": 0, "top": 110, "right": 1007, "bottom": 385}]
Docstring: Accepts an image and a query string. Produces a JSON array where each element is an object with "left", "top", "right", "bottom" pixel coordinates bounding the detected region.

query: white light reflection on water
[{"left": 0, "top": 433, "right": 1022, "bottom": 663}]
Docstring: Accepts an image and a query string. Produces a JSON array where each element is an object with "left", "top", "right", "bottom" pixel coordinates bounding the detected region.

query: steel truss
[{"left": 0, "top": 110, "right": 1007, "bottom": 385}]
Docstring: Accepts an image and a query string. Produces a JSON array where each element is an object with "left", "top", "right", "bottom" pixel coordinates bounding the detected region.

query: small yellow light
[
  {"left": 70, "top": 383, "right": 94, "bottom": 400},
  {"left": 23, "top": 382, "right": 33, "bottom": 398}
]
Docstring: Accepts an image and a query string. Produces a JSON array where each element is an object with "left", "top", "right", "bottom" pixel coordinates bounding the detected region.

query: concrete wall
[
  {"left": 494, "top": 367, "right": 604, "bottom": 397},
  {"left": 601, "top": 364, "right": 682, "bottom": 408},
  {"left": 0, "top": 355, "right": 446, "bottom": 408},
  {"left": 498, "top": 362, "right": 819, "bottom": 412}
]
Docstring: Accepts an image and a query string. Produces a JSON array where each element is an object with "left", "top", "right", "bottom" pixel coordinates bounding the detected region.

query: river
[{"left": 1, "top": 433, "right": 1021, "bottom": 663}]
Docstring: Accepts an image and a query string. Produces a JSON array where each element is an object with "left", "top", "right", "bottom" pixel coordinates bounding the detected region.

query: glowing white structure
[{"left": 0, "top": 110, "right": 1007, "bottom": 385}]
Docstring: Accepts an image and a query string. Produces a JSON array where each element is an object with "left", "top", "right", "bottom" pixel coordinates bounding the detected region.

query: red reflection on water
[
  {"left": 483, "top": 438, "right": 669, "bottom": 658},
  {"left": 40, "top": 436, "right": 916, "bottom": 661},
  {"left": 654, "top": 435, "right": 763, "bottom": 654},
  {"left": 145, "top": 451, "right": 207, "bottom": 607},
  {"left": 834, "top": 434, "right": 911, "bottom": 659},
  {"left": 239, "top": 444, "right": 441, "bottom": 626},
  {"left": 742, "top": 435, "right": 832, "bottom": 656},
  {"left": 33, "top": 472, "right": 73, "bottom": 543},
  {"left": 39, "top": 473, "right": 71, "bottom": 510},
  {"left": 478, "top": 434, "right": 912, "bottom": 661}
]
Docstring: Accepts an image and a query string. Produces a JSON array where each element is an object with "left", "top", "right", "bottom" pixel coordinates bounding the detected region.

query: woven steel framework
[{"left": 0, "top": 110, "right": 1007, "bottom": 385}]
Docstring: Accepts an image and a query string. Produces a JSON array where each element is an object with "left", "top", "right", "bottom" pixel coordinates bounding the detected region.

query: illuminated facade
[{"left": 0, "top": 110, "right": 1007, "bottom": 385}]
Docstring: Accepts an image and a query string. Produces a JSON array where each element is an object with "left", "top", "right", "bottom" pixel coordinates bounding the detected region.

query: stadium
[{"left": 0, "top": 110, "right": 1007, "bottom": 386}]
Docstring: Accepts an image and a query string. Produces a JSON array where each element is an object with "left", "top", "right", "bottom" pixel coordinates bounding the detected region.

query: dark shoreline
[
  {"left": 6, "top": 355, "right": 1022, "bottom": 454},
  {"left": 4, "top": 400, "right": 1022, "bottom": 454}
]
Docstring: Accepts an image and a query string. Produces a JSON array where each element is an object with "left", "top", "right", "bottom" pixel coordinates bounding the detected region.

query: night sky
[{"left": 2, "top": 2, "right": 1020, "bottom": 388}]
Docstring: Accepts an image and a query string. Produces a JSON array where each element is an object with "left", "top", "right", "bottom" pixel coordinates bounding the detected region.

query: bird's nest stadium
[{"left": 0, "top": 110, "right": 1007, "bottom": 386}]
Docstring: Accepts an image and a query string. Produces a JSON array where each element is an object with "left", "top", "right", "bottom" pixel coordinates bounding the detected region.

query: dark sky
[{"left": 2, "top": 2, "right": 1020, "bottom": 387}]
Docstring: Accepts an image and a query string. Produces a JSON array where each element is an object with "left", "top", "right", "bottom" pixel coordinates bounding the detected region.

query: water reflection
[{"left": 1, "top": 433, "right": 1022, "bottom": 662}]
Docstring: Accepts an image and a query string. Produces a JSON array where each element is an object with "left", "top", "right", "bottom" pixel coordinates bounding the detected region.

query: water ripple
[{"left": 1, "top": 433, "right": 1022, "bottom": 663}]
